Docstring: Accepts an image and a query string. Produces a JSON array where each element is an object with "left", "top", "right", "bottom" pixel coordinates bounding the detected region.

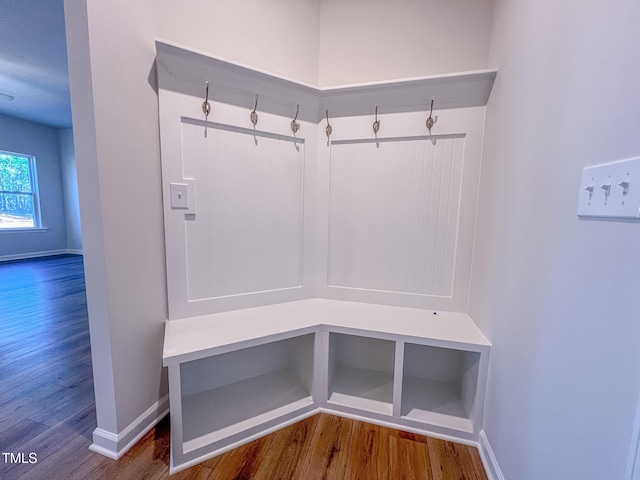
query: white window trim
[{"left": 0, "top": 151, "right": 42, "bottom": 230}]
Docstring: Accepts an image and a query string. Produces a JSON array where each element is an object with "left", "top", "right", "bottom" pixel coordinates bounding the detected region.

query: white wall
[
  {"left": 154, "top": 0, "right": 321, "bottom": 86},
  {"left": 58, "top": 127, "right": 82, "bottom": 252},
  {"left": 318, "top": 0, "right": 494, "bottom": 87},
  {"left": 0, "top": 113, "right": 68, "bottom": 258},
  {"left": 65, "top": 0, "right": 168, "bottom": 447},
  {"left": 469, "top": 1, "right": 640, "bottom": 479}
]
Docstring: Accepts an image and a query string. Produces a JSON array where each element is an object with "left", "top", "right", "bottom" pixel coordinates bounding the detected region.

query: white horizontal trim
[
  {"left": 90, "top": 395, "right": 170, "bottom": 460},
  {"left": 0, "top": 249, "right": 77, "bottom": 262},
  {"left": 0, "top": 227, "right": 48, "bottom": 234},
  {"left": 326, "top": 284, "right": 453, "bottom": 299},
  {"left": 479, "top": 430, "right": 505, "bottom": 480},
  {"left": 182, "top": 117, "right": 305, "bottom": 144}
]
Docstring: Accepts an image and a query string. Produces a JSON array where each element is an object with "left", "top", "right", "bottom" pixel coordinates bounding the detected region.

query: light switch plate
[
  {"left": 577, "top": 157, "right": 640, "bottom": 219},
  {"left": 170, "top": 183, "right": 189, "bottom": 209}
]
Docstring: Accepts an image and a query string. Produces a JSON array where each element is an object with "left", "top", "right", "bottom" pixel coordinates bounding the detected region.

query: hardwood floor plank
[
  {"left": 428, "top": 437, "right": 485, "bottom": 480},
  {"left": 451, "top": 442, "right": 489, "bottom": 480},
  {"left": 250, "top": 415, "right": 318, "bottom": 480},
  {"left": 345, "top": 420, "right": 390, "bottom": 480},
  {"left": 390, "top": 429, "right": 433, "bottom": 480},
  {"left": 0, "top": 418, "right": 49, "bottom": 455},
  {"left": 297, "top": 413, "right": 354, "bottom": 480},
  {"left": 204, "top": 433, "right": 273, "bottom": 479}
]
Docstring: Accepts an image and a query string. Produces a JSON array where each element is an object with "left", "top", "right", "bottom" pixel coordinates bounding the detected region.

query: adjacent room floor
[{"left": 0, "top": 255, "right": 488, "bottom": 479}]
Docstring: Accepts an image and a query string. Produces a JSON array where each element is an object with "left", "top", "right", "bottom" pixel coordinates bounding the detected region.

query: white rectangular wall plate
[
  {"left": 577, "top": 157, "right": 640, "bottom": 219},
  {"left": 170, "top": 183, "right": 189, "bottom": 209}
]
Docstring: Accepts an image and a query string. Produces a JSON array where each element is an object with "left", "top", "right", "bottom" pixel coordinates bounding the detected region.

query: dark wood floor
[{"left": 0, "top": 255, "right": 488, "bottom": 480}]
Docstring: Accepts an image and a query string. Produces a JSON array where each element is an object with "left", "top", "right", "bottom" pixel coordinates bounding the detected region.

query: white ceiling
[{"left": 0, "top": 0, "right": 71, "bottom": 128}]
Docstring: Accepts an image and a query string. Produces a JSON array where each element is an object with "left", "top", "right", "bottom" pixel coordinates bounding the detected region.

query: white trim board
[
  {"left": 156, "top": 38, "right": 497, "bottom": 122},
  {"left": 90, "top": 395, "right": 169, "bottom": 460},
  {"left": 626, "top": 390, "right": 640, "bottom": 480},
  {"left": 479, "top": 430, "right": 506, "bottom": 480},
  {"left": 0, "top": 249, "right": 83, "bottom": 263}
]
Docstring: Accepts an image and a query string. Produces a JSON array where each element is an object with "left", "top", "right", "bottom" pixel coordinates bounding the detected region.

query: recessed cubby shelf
[
  {"left": 401, "top": 343, "right": 480, "bottom": 433},
  {"left": 179, "top": 334, "right": 314, "bottom": 453},
  {"left": 328, "top": 333, "right": 395, "bottom": 415}
]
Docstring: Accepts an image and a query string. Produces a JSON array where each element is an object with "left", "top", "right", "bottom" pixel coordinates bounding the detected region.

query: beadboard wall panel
[
  {"left": 314, "top": 108, "right": 485, "bottom": 312},
  {"left": 159, "top": 87, "right": 317, "bottom": 319},
  {"left": 181, "top": 122, "right": 304, "bottom": 301},
  {"left": 327, "top": 136, "right": 464, "bottom": 297}
]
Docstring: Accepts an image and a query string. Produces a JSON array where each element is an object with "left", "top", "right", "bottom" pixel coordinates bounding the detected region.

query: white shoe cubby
[
  {"left": 169, "top": 331, "right": 316, "bottom": 467},
  {"left": 400, "top": 342, "right": 481, "bottom": 433},
  {"left": 327, "top": 333, "right": 396, "bottom": 415}
]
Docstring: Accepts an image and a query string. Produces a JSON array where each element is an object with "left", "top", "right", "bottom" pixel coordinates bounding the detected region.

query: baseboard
[
  {"left": 90, "top": 395, "right": 169, "bottom": 460},
  {"left": 0, "top": 249, "right": 83, "bottom": 262},
  {"left": 479, "top": 430, "right": 505, "bottom": 480}
]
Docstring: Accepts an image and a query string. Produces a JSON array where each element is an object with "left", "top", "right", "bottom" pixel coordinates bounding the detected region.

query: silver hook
[
  {"left": 291, "top": 104, "right": 300, "bottom": 133},
  {"left": 202, "top": 81, "right": 211, "bottom": 119},
  {"left": 426, "top": 99, "right": 438, "bottom": 133},
  {"left": 372, "top": 104, "right": 380, "bottom": 134},
  {"left": 250, "top": 94, "right": 258, "bottom": 126},
  {"left": 325, "top": 110, "right": 332, "bottom": 138}
]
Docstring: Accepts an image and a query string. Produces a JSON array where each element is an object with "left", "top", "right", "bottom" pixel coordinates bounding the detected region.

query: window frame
[{"left": 0, "top": 150, "right": 42, "bottom": 230}]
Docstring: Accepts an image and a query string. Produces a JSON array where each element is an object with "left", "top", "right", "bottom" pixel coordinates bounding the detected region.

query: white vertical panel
[
  {"left": 327, "top": 136, "right": 464, "bottom": 297},
  {"left": 180, "top": 122, "right": 304, "bottom": 300}
]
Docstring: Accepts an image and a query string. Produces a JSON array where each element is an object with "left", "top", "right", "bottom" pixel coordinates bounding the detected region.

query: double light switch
[{"left": 577, "top": 157, "right": 640, "bottom": 219}]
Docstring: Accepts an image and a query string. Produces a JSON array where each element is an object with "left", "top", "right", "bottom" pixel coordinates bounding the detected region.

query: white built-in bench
[{"left": 163, "top": 298, "right": 490, "bottom": 474}]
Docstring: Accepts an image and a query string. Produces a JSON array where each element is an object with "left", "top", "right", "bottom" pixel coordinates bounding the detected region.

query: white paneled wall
[
  {"left": 315, "top": 108, "right": 485, "bottom": 312},
  {"left": 159, "top": 58, "right": 486, "bottom": 318},
  {"left": 181, "top": 122, "right": 304, "bottom": 300},
  {"left": 159, "top": 87, "right": 318, "bottom": 319},
  {"left": 327, "top": 136, "right": 464, "bottom": 297}
]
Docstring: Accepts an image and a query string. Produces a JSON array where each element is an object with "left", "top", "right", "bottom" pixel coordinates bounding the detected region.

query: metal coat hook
[
  {"left": 372, "top": 104, "right": 380, "bottom": 134},
  {"left": 250, "top": 94, "right": 259, "bottom": 126},
  {"left": 426, "top": 99, "right": 438, "bottom": 133},
  {"left": 291, "top": 104, "right": 300, "bottom": 133},
  {"left": 325, "top": 110, "right": 332, "bottom": 139},
  {"left": 202, "top": 81, "right": 211, "bottom": 119}
]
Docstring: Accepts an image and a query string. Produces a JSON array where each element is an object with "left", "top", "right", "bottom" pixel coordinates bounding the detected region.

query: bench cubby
[
  {"left": 163, "top": 299, "right": 490, "bottom": 473},
  {"left": 327, "top": 333, "right": 395, "bottom": 415}
]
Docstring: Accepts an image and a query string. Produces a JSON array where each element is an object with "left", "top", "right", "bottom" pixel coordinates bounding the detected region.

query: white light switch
[
  {"left": 170, "top": 183, "right": 189, "bottom": 209},
  {"left": 577, "top": 157, "right": 640, "bottom": 219}
]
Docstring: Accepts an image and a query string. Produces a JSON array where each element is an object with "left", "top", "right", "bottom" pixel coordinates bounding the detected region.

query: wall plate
[{"left": 577, "top": 157, "right": 640, "bottom": 219}]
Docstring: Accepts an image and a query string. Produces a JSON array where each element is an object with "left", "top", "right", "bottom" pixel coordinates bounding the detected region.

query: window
[{"left": 0, "top": 151, "right": 41, "bottom": 229}]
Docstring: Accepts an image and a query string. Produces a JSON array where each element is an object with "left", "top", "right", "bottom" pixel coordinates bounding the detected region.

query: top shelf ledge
[
  {"left": 163, "top": 298, "right": 490, "bottom": 366},
  {"left": 155, "top": 39, "right": 497, "bottom": 123}
]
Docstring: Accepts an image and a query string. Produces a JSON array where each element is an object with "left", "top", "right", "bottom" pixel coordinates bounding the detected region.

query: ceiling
[{"left": 0, "top": 0, "right": 71, "bottom": 128}]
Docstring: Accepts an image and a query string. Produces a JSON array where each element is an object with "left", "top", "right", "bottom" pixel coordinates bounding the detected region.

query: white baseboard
[
  {"left": 90, "top": 395, "right": 169, "bottom": 460},
  {"left": 479, "top": 430, "right": 505, "bottom": 480},
  {"left": 0, "top": 249, "right": 83, "bottom": 262}
]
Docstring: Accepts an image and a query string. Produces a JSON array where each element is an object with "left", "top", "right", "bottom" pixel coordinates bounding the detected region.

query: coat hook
[
  {"left": 291, "top": 104, "right": 300, "bottom": 133},
  {"left": 426, "top": 99, "right": 438, "bottom": 133},
  {"left": 372, "top": 104, "right": 380, "bottom": 134},
  {"left": 325, "top": 110, "right": 332, "bottom": 138},
  {"left": 250, "top": 94, "right": 259, "bottom": 126},
  {"left": 202, "top": 81, "right": 211, "bottom": 119}
]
